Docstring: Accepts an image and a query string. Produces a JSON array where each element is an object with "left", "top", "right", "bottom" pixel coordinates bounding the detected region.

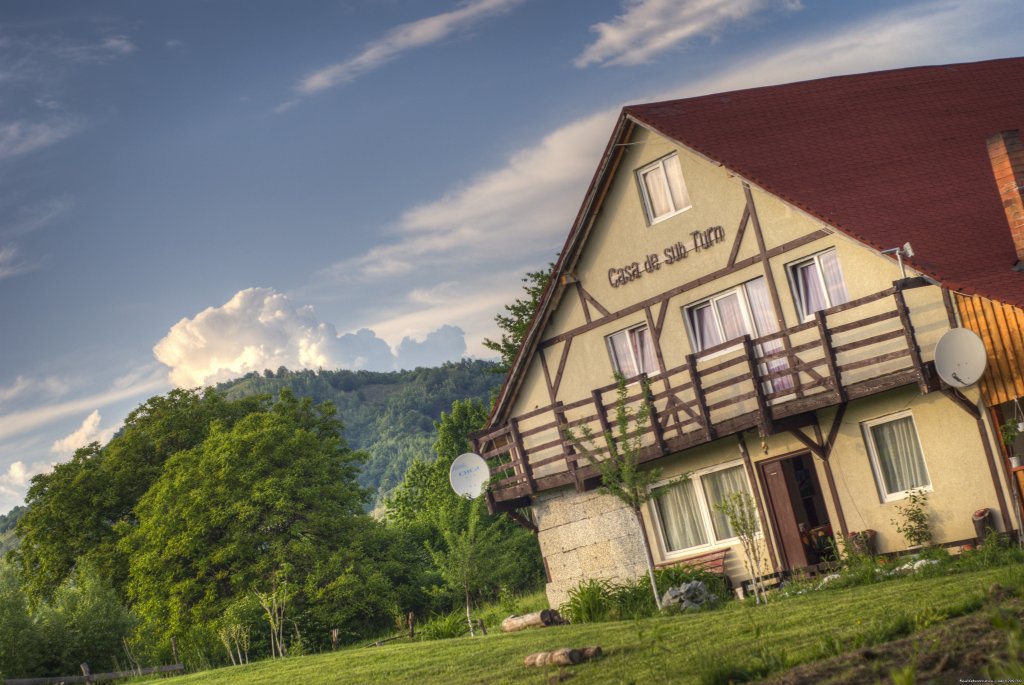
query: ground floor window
[
  {"left": 652, "top": 462, "right": 755, "bottom": 554},
  {"left": 862, "top": 411, "right": 931, "bottom": 502}
]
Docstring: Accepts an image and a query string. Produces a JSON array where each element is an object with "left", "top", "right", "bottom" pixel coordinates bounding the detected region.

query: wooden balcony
[{"left": 475, "top": 278, "right": 936, "bottom": 511}]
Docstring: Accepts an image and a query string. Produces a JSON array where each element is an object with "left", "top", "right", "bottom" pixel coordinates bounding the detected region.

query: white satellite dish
[
  {"left": 934, "top": 328, "right": 988, "bottom": 388},
  {"left": 449, "top": 453, "right": 489, "bottom": 499}
]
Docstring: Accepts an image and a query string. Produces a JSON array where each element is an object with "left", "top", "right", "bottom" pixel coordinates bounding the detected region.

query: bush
[
  {"left": 418, "top": 610, "right": 469, "bottom": 640},
  {"left": 560, "top": 579, "right": 615, "bottom": 624},
  {"left": 0, "top": 560, "right": 39, "bottom": 679}
]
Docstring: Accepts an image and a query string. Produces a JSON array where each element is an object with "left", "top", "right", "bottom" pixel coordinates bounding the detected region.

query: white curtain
[
  {"left": 642, "top": 167, "right": 671, "bottom": 217},
  {"left": 746, "top": 278, "right": 794, "bottom": 392},
  {"left": 664, "top": 156, "right": 690, "bottom": 210},
  {"left": 820, "top": 250, "right": 849, "bottom": 307},
  {"left": 691, "top": 304, "right": 722, "bottom": 350},
  {"left": 714, "top": 292, "right": 746, "bottom": 341},
  {"left": 798, "top": 261, "right": 827, "bottom": 317},
  {"left": 608, "top": 330, "right": 638, "bottom": 377},
  {"left": 701, "top": 466, "right": 754, "bottom": 540},
  {"left": 633, "top": 327, "right": 658, "bottom": 375},
  {"left": 871, "top": 416, "right": 929, "bottom": 494},
  {"left": 656, "top": 479, "right": 709, "bottom": 551}
]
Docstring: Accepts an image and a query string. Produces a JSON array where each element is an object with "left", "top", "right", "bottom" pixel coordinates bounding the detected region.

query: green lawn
[{"left": 139, "top": 567, "right": 1017, "bottom": 685}]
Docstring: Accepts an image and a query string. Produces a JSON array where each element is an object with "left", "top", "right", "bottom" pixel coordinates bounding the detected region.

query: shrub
[
  {"left": 891, "top": 489, "right": 932, "bottom": 548},
  {"left": 560, "top": 579, "right": 615, "bottom": 624},
  {"left": 611, "top": 578, "right": 658, "bottom": 620},
  {"left": 418, "top": 611, "right": 469, "bottom": 640}
]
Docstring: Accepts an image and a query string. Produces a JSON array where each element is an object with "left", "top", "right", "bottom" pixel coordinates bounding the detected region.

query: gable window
[
  {"left": 684, "top": 278, "right": 793, "bottom": 392},
  {"left": 637, "top": 153, "right": 691, "bottom": 224},
  {"left": 652, "top": 463, "right": 755, "bottom": 554},
  {"left": 606, "top": 325, "right": 658, "bottom": 378},
  {"left": 862, "top": 412, "right": 931, "bottom": 502},
  {"left": 788, "top": 249, "right": 849, "bottom": 321}
]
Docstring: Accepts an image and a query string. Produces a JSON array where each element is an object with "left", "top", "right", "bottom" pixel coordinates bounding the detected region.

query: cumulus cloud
[
  {"left": 153, "top": 288, "right": 469, "bottom": 385},
  {"left": 575, "top": 0, "right": 798, "bottom": 68},
  {"left": 0, "top": 119, "right": 77, "bottom": 160},
  {"left": 292, "top": 0, "right": 524, "bottom": 97},
  {"left": 50, "top": 409, "right": 116, "bottom": 456},
  {"left": 0, "top": 459, "right": 50, "bottom": 502}
]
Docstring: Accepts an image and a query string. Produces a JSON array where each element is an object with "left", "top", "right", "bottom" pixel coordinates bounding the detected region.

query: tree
[
  {"left": 566, "top": 376, "right": 683, "bottom": 610},
  {"left": 714, "top": 492, "right": 768, "bottom": 604},
  {"left": 119, "top": 395, "right": 367, "bottom": 659},
  {"left": 426, "top": 501, "right": 500, "bottom": 636},
  {"left": 0, "top": 559, "right": 38, "bottom": 679},
  {"left": 483, "top": 264, "right": 552, "bottom": 374}
]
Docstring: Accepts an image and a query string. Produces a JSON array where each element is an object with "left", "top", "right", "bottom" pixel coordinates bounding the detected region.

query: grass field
[{"left": 138, "top": 566, "right": 1020, "bottom": 684}]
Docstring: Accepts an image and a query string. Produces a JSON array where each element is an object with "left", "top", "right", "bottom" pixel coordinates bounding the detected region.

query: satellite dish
[
  {"left": 934, "top": 328, "right": 988, "bottom": 388},
  {"left": 449, "top": 453, "right": 489, "bottom": 499}
]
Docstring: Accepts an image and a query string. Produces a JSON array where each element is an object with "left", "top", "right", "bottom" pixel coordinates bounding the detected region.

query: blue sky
[{"left": 1, "top": 0, "right": 1021, "bottom": 513}]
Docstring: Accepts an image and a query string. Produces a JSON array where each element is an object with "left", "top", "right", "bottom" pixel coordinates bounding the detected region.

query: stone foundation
[{"left": 533, "top": 488, "right": 648, "bottom": 609}]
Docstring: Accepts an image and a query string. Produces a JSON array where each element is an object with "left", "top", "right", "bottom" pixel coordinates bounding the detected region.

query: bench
[{"left": 655, "top": 548, "right": 728, "bottom": 576}]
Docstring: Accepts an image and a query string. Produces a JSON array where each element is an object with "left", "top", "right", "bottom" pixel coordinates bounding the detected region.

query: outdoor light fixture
[{"left": 881, "top": 242, "right": 915, "bottom": 278}]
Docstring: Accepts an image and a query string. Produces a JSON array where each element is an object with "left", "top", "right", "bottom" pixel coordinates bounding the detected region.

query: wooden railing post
[
  {"left": 554, "top": 402, "right": 583, "bottom": 491},
  {"left": 508, "top": 417, "right": 536, "bottom": 494},
  {"left": 743, "top": 336, "right": 773, "bottom": 436},
  {"left": 641, "top": 374, "right": 669, "bottom": 455},
  {"left": 686, "top": 354, "right": 715, "bottom": 442},
  {"left": 893, "top": 286, "right": 929, "bottom": 393},
  {"left": 815, "top": 310, "right": 845, "bottom": 402},
  {"left": 592, "top": 388, "right": 615, "bottom": 461}
]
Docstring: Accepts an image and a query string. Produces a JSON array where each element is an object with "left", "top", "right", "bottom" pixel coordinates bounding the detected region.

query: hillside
[
  {"left": 215, "top": 359, "right": 503, "bottom": 505},
  {"left": 0, "top": 504, "right": 25, "bottom": 554}
]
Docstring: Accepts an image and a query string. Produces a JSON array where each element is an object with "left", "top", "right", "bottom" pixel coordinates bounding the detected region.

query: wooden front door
[{"left": 760, "top": 457, "right": 810, "bottom": 570}]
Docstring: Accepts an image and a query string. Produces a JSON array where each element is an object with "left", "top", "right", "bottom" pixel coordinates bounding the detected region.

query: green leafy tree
[
  {"left": 713, "top": 491, "right": 768, "bottom": 604},
  {"left": 119, "top": 395, "right": 366, "bottom": 659},
  {"left": 483, "top": 265, "right": 552, "bottom": 374},
  {"left": 566, "top": 376, "right": 682, "bottom": 610},
  {"left": 426, "top": 502, "right": 500, "bottom": 636},
  {"left": 14, "top": 388, "right": 266, "bottom": 600},
  {"left": 0, "top": 559, "right": 38, "bottom": 679}
]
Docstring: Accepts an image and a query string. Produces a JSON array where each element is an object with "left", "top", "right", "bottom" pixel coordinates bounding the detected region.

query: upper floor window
[
  {"left": 606, "top": 325, "right": 658, "bottom": 378},
  {"left": 637, "top": 153, "right": 691, "bottom": 224},
  {"left": 652, "top": 462, "right": 755, "bottom": 554},
  {"left": 862, "top": 412, "right": 931, "bottom": 502},
  {"left": 788, "top": 249, "right": 849, "bottom": 321},
  {"left": 685, "top": 278, "right": 793, "bottom": 392}
]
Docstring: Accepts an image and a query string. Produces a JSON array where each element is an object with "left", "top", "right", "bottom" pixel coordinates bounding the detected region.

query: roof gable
[{"left": 491, "top": 57, "right": 1024, "bottom": 422}]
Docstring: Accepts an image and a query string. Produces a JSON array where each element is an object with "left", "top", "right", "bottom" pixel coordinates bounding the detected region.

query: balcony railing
[{"left": 475, "top": 278, "right": 934, "bottom": 506}]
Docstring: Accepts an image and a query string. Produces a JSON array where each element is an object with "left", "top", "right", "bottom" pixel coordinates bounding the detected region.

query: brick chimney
[{"left": 987, "top": 129, "right": 1024, "bottom": 265}]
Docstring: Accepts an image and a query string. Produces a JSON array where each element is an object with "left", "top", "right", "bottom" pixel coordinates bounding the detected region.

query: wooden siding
[{"left": 955, "top": 294, "right": 1024, "bottom": 406}]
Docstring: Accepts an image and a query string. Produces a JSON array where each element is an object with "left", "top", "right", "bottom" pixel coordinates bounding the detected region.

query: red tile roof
[{"left": 625, "top": 57, "right": 1024, "bottom": 308}]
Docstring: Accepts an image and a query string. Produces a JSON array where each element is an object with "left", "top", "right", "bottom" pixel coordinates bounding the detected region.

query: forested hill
[
  {"left": 0, "top": 504, "right": 25, "bottom": 554},
  {"left": 215, "top": 359, "right": 503, "bottom": 506}
]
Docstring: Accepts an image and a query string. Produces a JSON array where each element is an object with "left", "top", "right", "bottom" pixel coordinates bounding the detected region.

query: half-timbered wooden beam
[
  {"left": 811, "top": 422, "right": 848, "bottom": 537},
  {"left": 737, "top": 432, "right": 780, "bottom": 572}
]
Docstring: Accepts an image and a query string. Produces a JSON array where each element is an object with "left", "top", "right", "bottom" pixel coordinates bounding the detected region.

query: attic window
[{"left": 637, "top": 153, "right": 691, "bottom": 224}]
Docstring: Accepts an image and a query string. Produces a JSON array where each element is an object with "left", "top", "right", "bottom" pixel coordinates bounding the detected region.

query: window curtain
[
  {"left": 609, "top": 331, "right": 638, "bottom": 377},
  {"left": 870, "top": 416, "right": 929, "bottom": 494},
  {"left": 701, "top": 466, "right": 754, "bottom": 540},
  {"left": 656, "top": 479, "right": 709, "bottom": 551},
  {"left": 798, "top": 261, "right": 827, "bottom": 317},
  {"left": 819, "top": 250, "right": 849, "bottom": 307},
  {"left": 664, "top": 157, "right": 689, "bottom": 210},
  {"left": 714, "top": 292, "right": 747, "bottom": 341},
  {"left": 745, "top": 278, "right": 794, "bottom": 392},
  {"left": 691, "top": 304, "right": 722, "bottom": 350},
  {"left": 642, "top": 167, "right": 671, "bottom": 218},
  {"left": 632, "top": 327, "right": 659, "bottom": 376}
]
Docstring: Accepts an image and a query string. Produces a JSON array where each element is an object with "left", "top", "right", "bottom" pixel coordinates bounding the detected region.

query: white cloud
[
  {"left": 293, "top": 0, "right": 524, "bottom": 96},
  {"left": 0, "top": 374, "right": 166, "bottom": 444},
  {"left": 152, "top": 288, "right": 469, "bottom": 384},
  {"left": 0, "top": 119, "right": 77, "bottom": 160},
  {"left": 59, "top": 34, "right": 137, "bottom": 63},
  {"left": 576, "top": 0, "right": 794, "bottom": 68},
  {"left": 0, "top": 244, "right": 35, "bottom": 280},
  {"left": 0, "top": 195, "right": 72, "bottom": 240},
  {"left": 0, "top": 459, "right": 51, "bottom": 499},
  {"left": 50, "top": 409, "right": 116, "bottom": 456},
  {"left": 0, "top": 374, "right": 68, "bottom": 406}
]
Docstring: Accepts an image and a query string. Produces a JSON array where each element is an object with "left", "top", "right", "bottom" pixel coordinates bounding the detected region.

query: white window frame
[
  {"left": 683, "top": 279, "right": 764, "bottom": 357},
  {"left": 861, "top": 410, "right": 932, "bottom": 503},
  {"left": 649, "top": 460, "right": 755, "bottom": 558},
  {"left": 605, "top": 324, "right": 658, "bottom": 379},
  {"left": 786, "top": 248, "right": 850, "bottom": 322},
  {"left": 636, "top": 153, "right": 692, "bottom": 225}
]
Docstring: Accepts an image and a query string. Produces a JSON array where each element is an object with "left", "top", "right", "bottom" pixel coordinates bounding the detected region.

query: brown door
[{"left": 759, "top": 457, "right": 810, "bottom": 570}]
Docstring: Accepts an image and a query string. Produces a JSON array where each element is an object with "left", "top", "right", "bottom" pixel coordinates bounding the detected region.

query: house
[{"left": 473, "top": 57, "right": 1024, "bottom": 608}]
